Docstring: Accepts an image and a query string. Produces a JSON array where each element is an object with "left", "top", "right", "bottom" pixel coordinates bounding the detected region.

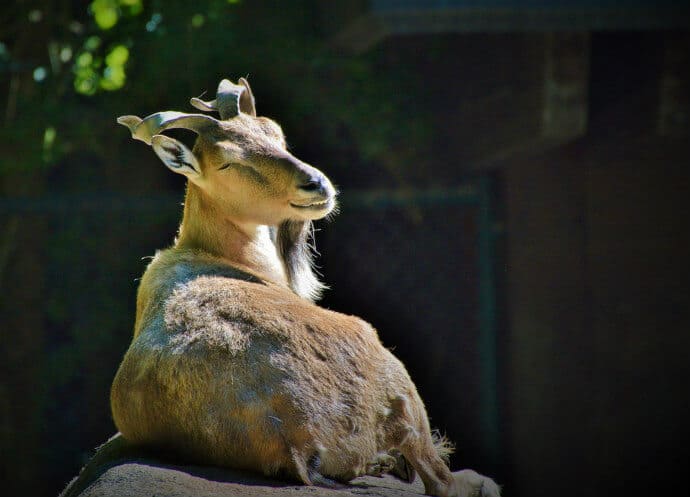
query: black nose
[{"left": 298, "top": 176, "right": 327, "bottom": 194}]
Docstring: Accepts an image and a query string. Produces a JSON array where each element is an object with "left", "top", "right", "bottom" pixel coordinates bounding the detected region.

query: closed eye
[{"left": 218, "top": 163, "right": 269, "bottom": 186}]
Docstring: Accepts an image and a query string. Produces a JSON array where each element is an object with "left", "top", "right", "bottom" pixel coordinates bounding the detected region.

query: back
[{"left": 113, "top": 247, "right": 393, "bottom": 475}]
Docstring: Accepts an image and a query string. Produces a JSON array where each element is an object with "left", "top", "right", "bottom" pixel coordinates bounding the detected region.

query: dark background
[{"left": 1, "top": 1, "right": 689, "bottom": 496}]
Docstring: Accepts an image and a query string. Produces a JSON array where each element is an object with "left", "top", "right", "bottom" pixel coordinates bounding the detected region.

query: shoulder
[
  {"left": 134, "top": 248, "right": 265, "bottom": 335},
  {"left": 144, "top": 248, "right": 261, "bottom": 286}
]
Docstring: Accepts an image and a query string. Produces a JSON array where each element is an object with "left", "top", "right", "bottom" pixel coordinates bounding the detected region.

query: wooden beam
[
  {"left": 470, "top": 32, "right": 590, "bottom": 171},
  {"left": 657, "top": 33, "right": 690, "bottom": 136},
  {"left": 330, "top": 3, "right": 690, "bottom": 54},
  {"left": 541, "top": 32, "right": 589, "bottom": 141}
]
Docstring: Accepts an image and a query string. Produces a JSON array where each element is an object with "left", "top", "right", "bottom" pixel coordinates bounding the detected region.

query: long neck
[{"left": 175, "top": 182, "right": 289, "bottom": 288}]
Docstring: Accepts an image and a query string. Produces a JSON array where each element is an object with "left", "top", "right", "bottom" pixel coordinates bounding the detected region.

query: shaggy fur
[
  {"left": 276, "top": 220, "right": 326, "bottom": 301},
  {"left": 111, "top": 78, "right": 500, "bottom": 497}
]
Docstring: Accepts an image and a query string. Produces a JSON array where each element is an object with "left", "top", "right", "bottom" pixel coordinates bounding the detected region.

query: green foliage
[
  {"left": 0, "top": 3, "right": 433, "bottom": 492},
  {"left": 1, "top": 0, "right": 430, "bottom": 180},
  {"left": 91, "top": 0, "right": 144, "bottom": 30},
  {"left": 72, "top": 1, "right": 142, "bottom": 95}
]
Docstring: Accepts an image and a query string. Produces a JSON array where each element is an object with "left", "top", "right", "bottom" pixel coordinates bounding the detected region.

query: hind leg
[
  {"left": 387, "top": 395, "right": 500, "bottom": 497},
  {"left": 386, "top": 395, "right": 455, "bottom": 496}
]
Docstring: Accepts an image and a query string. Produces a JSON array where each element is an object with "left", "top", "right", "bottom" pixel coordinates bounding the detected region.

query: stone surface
[
  {"left": 60, "top": 436, "right": 431, "bottom": 497},
  {"left": 75, "top": 461, "right": 428, "bottom": 497}
]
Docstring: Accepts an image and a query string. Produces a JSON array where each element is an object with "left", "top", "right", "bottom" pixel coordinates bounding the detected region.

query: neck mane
[
  {"left": 175, "top": 183, "right": 325, "bottom": 302},
  {"left": 275, "top": 220, "right": 326, "bottom": 302}
]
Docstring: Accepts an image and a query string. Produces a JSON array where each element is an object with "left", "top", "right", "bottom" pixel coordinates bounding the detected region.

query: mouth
[{"left": 289, "top": 198, "right": 334, "bottom": 211}]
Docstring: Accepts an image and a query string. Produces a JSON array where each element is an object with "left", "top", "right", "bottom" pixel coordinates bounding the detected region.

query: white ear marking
[{"left": 151, "top": 135, "right": 200, "bottom": 178}]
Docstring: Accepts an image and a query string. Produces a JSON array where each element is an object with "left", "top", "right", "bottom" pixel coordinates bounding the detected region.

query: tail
[{"left": 59, "top": 433, "right": 136, "bottom": 497}]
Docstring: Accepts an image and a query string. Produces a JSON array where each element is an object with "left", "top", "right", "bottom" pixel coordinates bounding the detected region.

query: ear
[
  {"left": 238, "top": 77, "right": 256, "bottom": 116},
  {"left": 151, "top": 134, "right": 201, "bottom": 179}
]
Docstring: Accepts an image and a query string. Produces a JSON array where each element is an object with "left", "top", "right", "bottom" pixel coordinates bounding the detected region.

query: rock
[
  {"left": 60, "top": 434, "right": 431, "bottom": 497},
  {"left": 78, "top": 464, "right": 428, "bottom": 497}
]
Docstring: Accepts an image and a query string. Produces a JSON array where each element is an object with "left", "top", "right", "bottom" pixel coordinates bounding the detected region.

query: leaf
[
  {"left": 91, "top": 0, "right": 119, "bottom": 30},
  {"left": 105, "top": 45, "right": 129, "bottom": 66}
]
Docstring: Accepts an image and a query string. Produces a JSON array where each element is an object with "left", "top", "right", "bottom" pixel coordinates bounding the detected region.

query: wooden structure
[{"left": 328, "top": 2, "right": 690, "bottom": 496}]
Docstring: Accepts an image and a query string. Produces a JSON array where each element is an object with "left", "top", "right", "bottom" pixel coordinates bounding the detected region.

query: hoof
[
  {"left": 366, "top": 453, "right": 397, "bottom": 477},
  {"left": 453, "top": 469, "right": 501, "bottom": 497}
]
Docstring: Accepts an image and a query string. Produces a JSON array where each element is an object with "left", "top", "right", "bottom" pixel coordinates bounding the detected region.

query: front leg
[
  {"left": 365, "top": 450, "right": 416, "bottom": 483},
  {"left": 365, "top": 452, "right": 397, "bottom": 477}
]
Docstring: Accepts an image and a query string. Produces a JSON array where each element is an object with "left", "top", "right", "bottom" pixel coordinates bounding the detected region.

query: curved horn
[
  {"left": 117, "top": 111, "right": 220, "bottom": 145},
  {"left": 190, "top": 78, "right": 256, "bottom": 119}
]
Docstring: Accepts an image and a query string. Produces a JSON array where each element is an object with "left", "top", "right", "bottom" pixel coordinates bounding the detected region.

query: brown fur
[{"left": 111, "top": 78, "right": 500, "bottom": 497}]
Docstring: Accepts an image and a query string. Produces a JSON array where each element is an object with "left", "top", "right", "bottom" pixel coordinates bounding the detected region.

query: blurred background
[{"left": 1, "top": 1, "right": 689, "bottom": 496}]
